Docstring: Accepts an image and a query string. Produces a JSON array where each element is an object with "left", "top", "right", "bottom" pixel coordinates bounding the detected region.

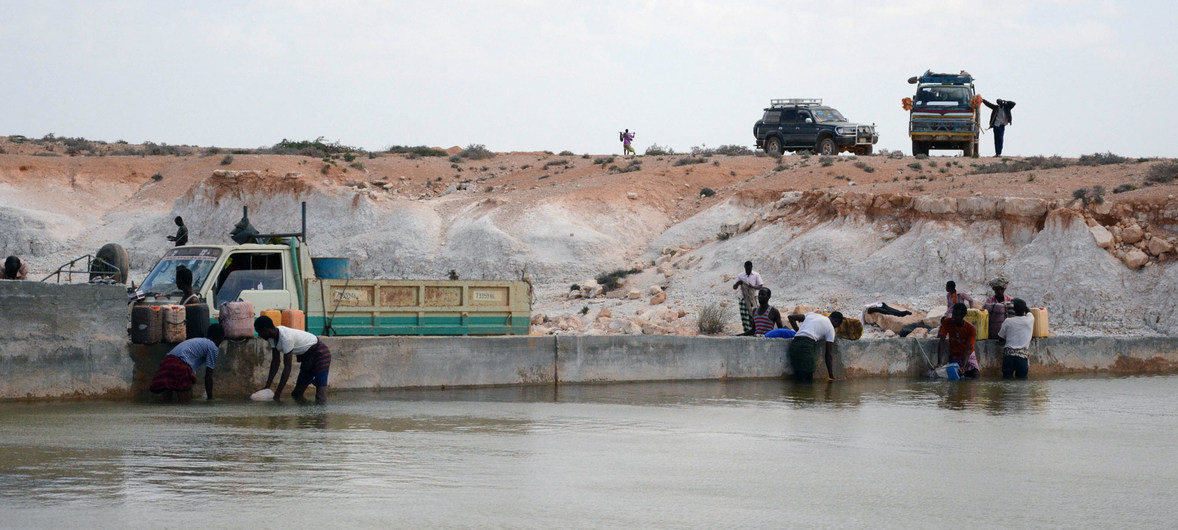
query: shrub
[
  {"left": 854, "top": 161, "right": 875, "bottom": 173},
  {"left": 543, "top": 159, "right": 570, "bottom": 169},
  {"left": 908, "top": 162, "right": 923, "bottom": 170},
  {"left": 674, "top": 157, "right": 705, "bottom": 167},
  {"left": 1078, "top": 152, "right": 1129, "bottom": 166},
  {"left": 349, "top": 162, "right": 364, "bottom": 170},
  {"left": 616, "top": 161, "right": 642, "bottom": 173},
  {"left": 580, "top": 306, "right": 590, "bottom": 315},
  {"left": 971, "top": 155, "right": 1069, "bottom": 174},
  {"left": 595, "top": 268, "right": 642, "bottom": 292},
  {"left": 220, "top": 154, "right": 234, "bottom": 165},
  {"left": 697, "top": 302, "right": 726, "bottom": 335},
  {"left": 1113, "top": 183, "right": 1137, "bottom": 193},
  {"left": 700, "top": 187, "right": 715, "bottom": 197},
  {"left": 558, "top": 150, "right": 575, "bottom": 156},
  {"left": 915, "top": 154, "right": 928, "bottom": 160},
  {"left": 645, "top": 144, "right": 673, "bottom": 156},
  {"left": 459, "top": 144, "right": 495, "bottom": 160},
  {"left": 538, "top": 174, "right": 549, "bottom": 180},
  {"left": 1073, "top": 186, "right": 1105, "bottom": 206},
  {"left": 593, "top": 156, "right": 615, "bottom": 166},
  {"left": 1146, "top": 160, "right": 1178, "bottom": 184},
  {"left": 570, "top": 284, "right": 580, "bottom": 291},
  {"left": 819, "top": 156, "right": 836, "bottom": 167},
  {"left": 449, "top": 155, "right": 462, "bottom": 163},
  {"left": 320, "top": 164, "right": 331, "bottom": 174},
  {"left": 343, "top": 152, "right": 356, "bottom": 162},
  {"left": 151, "top": 173, "right": 163, "bottom": 181},
  {"left": 717, "top": 231, "right": 730, "bottom": 240},
  {"left": 714, "top": 144, "right": 753, "bottom": 156}
]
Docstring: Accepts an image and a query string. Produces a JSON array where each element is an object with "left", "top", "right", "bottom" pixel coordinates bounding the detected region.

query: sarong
[
  {"left": 149, "top": 355, "right": 196, "bottom": 393},
  {"left": 788, "top": 336, "right": 818, "bottom": 382}
]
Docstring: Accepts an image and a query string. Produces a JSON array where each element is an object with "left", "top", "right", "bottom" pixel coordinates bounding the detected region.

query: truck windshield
[
  {"left": 914, "top": 85, "right": 972, "bottom": 106},
  {"left": 811, "top": 108, "right": 846, "bottom": 123},
  {"left": 139, "top": 247, "right": 222, "bottom": 296}
]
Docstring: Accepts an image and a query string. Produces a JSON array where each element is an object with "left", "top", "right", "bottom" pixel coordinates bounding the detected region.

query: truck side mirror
[
  {"left": 805, "top": 117, "right": 813, "bottom": 124},
  {"left": 908, "top": 76, "right": 918, "bottom": 84}
]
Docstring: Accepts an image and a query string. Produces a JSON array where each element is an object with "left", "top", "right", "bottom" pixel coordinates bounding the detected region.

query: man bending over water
[
  {"left": 255, "top": 316, "right": 332, "bottom": 404},
  {"left": 149, "top": 324, "right": 224, "bottom": 402}
]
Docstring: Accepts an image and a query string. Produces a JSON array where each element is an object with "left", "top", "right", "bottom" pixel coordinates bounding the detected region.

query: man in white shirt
[
  {"left": 732, "top": 261, "right": 764, "bottom": 335},
  {"left": 786, "top": 311, "right": 845, "bottom": 382},
  {"left": 255, "top": 316, "right": 332, "bottom": 403},
  {"left": 997, "top": 298, "right": 1035, "bottom": 379}
]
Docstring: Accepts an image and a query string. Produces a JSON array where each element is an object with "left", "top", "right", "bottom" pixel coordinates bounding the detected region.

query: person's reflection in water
[
  {"left": 296, "top": 411, "right": 329, "bottom": 430},
  {"left": 982, "top": 381, "right": 1050, "bottom": 415},
  {"left": 781, "top": 380, "right": 862, "bottom": 409},
  {"left": 939, "top": 380, "right": 979, "bottom": 411}
]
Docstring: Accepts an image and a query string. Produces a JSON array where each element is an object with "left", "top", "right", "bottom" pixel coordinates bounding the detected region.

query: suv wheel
[
  {"left": 765, "top": 137, "right": 782, "bottom": 157},
  {"left": 817, "top": 137, "right": 837, "bottom": 156}
]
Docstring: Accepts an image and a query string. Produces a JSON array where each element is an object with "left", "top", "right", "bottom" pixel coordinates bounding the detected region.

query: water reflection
[{"left": 1, "top": 375, "right": 1174, "bottom": 529}]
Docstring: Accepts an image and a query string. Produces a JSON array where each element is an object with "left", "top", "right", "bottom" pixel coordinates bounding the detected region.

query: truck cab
[{"left": 906, "top": 70, "right": 980, "bottom": 157}]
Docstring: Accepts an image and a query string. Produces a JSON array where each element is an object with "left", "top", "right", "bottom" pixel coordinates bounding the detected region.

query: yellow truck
[{"left": 131, "top": 207, "right": 530, "bottom": 336}]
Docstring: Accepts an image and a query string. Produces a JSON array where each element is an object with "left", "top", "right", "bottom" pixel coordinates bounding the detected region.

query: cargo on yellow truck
[{"left": 131, "top": 204, "right": 531, "bottom": 336}]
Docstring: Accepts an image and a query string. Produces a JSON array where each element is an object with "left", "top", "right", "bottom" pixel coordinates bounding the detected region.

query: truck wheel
[
  {"left": 91, "top": 243, "right": 130, "bottom": 284},
  {"left": 817, "top": 137, "right": 837, "bottom": 156},
  {"left": 765, "top": 137, "right": 782, "bottom": 157},
  {"left": 912, "top": 141, "right": 928, "bottom": 157}
]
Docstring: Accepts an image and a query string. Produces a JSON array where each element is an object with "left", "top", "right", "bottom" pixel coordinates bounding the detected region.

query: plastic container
[
  {"left": 1031, "top": 307, "right": 1049, "bottom": 338},
  {"left": 945, "top": 362, "right": 961, "bottom": 381},
  {"left": 131, "top": 305, "right": 163, "bottom": 344},
  {"left": 311, "top": 257, "right": 350, "bottom": 279},
  {"left": 162, "top": 305, "right": 187, "bottom": 343},
  {"left": 281, "top": 309, "right": 305, "bottom": 331},
  {"left": 220, "top": 300, "right": 256, "bottom": 339},
  {"left": 964, "top": 308, "right": 989, "bottom": 340},
  {"left": 185, "top": 303, "right": 210, "bottom": 339},
  {"left": 261, "top": 309, "right": 283, "bottom": 328}
]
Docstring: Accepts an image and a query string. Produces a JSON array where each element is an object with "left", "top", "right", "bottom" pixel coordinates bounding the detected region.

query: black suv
[{"left": 753, "top": 99, "right": 878, "bottom": 156}]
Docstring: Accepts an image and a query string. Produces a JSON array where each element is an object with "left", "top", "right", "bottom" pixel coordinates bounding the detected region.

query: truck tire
[
  {"left": 817, "top": 137, "right": 837, "bottom": 156},
  {"left": 765, "top": 136, "right": 783, "bottom": 157},
  {"left": 911, "top": 140, "right": 929, "bottom": 157},
  {"left": 91, "top": 243, "right": 130, "bottom": 284}
]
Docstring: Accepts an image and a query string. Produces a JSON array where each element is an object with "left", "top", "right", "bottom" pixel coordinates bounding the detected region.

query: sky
[{"left": 2, "top": 0, "right": 1176, "bottom": 157}]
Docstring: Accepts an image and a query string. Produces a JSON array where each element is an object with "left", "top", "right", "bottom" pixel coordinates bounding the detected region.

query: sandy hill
[{"left": 2, "top": 136, "right": 1177, "bottom": 337}]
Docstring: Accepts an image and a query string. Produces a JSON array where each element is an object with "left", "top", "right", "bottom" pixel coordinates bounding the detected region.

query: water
[{"left": 1, "top": 376, "right": 1176, "bottom": 529}]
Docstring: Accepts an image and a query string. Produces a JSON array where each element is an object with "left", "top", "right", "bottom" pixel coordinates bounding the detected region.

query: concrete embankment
[{"left": 3, "top": 282, "right": 1178, "bottom": 400}]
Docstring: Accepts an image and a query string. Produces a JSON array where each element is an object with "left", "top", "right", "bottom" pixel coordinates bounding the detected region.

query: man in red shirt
[{"left": 937, "top": 303, "right": 980, "bottom": 378}]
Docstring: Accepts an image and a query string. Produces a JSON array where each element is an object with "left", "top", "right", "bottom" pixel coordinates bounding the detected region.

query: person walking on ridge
[
  {"left": 620, "top": 129, "right": 636, "bottom": 156},
  {"left": 982, "top": 97, "right": 1016, "bottom": 156}
]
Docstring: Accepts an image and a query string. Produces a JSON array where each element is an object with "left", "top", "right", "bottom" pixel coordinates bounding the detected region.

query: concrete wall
[
  {"left": 3, "top": 278, "right": 1178, "bottom": 400},
  {"left": 0, "top": 282, "right": 131, "bottom": 399}
]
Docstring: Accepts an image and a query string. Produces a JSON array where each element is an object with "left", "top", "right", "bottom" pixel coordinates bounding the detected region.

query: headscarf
[{"left": 988, "top": 276, "right": 1009, "bottom": 290}]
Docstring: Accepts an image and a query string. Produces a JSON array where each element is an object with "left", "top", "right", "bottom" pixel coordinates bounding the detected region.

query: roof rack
[
  {"left": 917, "top": 70, "right": 974, "bottom": 85},
  {"left": 770, "top": 98, "right": 822, "bottom": 107}
]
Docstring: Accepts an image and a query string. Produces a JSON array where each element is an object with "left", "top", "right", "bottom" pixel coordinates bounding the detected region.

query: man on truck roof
[{"left": 255, "top": 316, "right": 332, "bottom": 404}]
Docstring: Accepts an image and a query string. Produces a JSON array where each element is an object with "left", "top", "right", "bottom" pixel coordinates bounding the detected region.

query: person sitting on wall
[
  {"left": 937, "top": 303, "right": 980, "bottom": 378},
  {"left": 176, "top": 265, "right": 202, "bottom": 305},
  {"left": 997, "top": 298, "right": 1035, "bottom": 380},
  {"left": 787, "top": 311, "right": 845, "bottom": 382},
  {"left": 255, "top": 316, "right": 332, "bottom": 404},
  {"left": 946, "top": 280, "right": 976, "bottom": 311},
  {"left": 983, "top": 276, "right": 1014, "bottom": 339},
  {"left": 2, "top": 255, "right": 28, "bottom": 280},
  {"left": 148, "top": 324, "right": 224, "bottom": 402},
  {"left": 752, "top": 287, "right": 791, "bottom": 337}
]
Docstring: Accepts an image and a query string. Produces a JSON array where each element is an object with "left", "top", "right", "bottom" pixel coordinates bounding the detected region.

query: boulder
[
  {"left": 792, "top": 304, "right": 816, "bottom": 315},
  {"left": 647, "top": 285, "right": 663, "bottom": 295},
  {"left": 1148, "top": 236, "right": 1174, "bottom": 256},
  {"left": 628, "top": 289, "right": 642, "bottom": 300},
  {"left": 914, "top": 196, "right": 956, "bottom": 215},
  {"left": 909, "top": 328, "right": 930, "bottom": 339},
  {"left": 530, "top": 313, "right": 547, "bottom": 325},
  {"left": 862, "top": 304, "right": 928, "bottom": 334},
  {"left": 884, "top": 330, "right": 896, "bottom": 338},
  {"left": 956, "top": 197, "right": 998, "bottom": 216},
  {"left": 924, "top": 307, "right": 947, "bottom": 328},
  {"left": 1089, "top": 224, "right": 1114, "bottom": 249},
  {"left": 1122, "top": 225, "right": 1145, "bottom": 245},
  {"left": 998, "top": 197, "right": 1048, "bottom": 218},
  {"left": 650, "top": 292, "right": 667, "bottom": 305},
  {"left": 1123, "top": 249, "right": 1149, "bottom": 270},
  {"left": 597, "top": 308, "right": 612, "bottom": 319}
]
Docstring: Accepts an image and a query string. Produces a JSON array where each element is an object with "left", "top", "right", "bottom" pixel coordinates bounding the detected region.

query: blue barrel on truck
[{"left": 311, "top": 257, "right": 350, "bottom": 279}]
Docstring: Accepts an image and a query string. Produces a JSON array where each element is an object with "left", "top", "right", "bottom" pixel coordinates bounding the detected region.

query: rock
[
  {"left": 909, "top": 328, "right": 929, "bottom": 339},
  {"left": 1123, "top": 249, "right": 1149, "bottom": 270},
  {"left": 1110, "top": 225, "right": 1123, "bottom": 241},
  {"left": 956, "top": 197, "right": 998, "bottom": 216},
  {"left": 647, "top": 285, "right": 663, "bottom": 295},
  {"left": 924, "top": 308, "right": 947, "bottom": 328},
  {"left": 530, "top": 313, "right": 547, "bottom": 325},
  {"left": 1089, "top": 224, "right": 1114, "bottom": 249},
  {"left": 650, "top": 292, "right": 667, "bottom": 305},
  {"left": 1148, "top": 236, "right": 1173, "bottom": 256},
  {"left": 863, "top": 305, "right": 928, "bottom": 334},
  {"left": 657, "top": 262, "right": 672, "bottom": 274},
  {"left": 913, "top": 196, "right": 956, "bottom": 215},
  {"left": 627, "top": 192, "right": 638, "bottom": 200},
  {"left": 884, "top": 330, "right": 896, "bottom": 338},
  {"left": 628, "top": 289, "right": 641, "bottom": 300},
  {"left": 597, "top": 308, "right": 612, "bottom": 319},
  {"left": 792, "top": 304, "right": 816, "bottom": 315},
  {"left": 677, "top": 309, "right": 687, "bottom": 319},
  {"left": 1122, "top": 225, "right": 1144, "bottom": 244},
  {"left": 625, "top": 321, "right": 642, "bottom": 334},
  {"left": 998, "top": 197, "right": 1048, "bottom": 218},
  {"left": 719, "top": 301, "right": 728, "bottom": 308}
]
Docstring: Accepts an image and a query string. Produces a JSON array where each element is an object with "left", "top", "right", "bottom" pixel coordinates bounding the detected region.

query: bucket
[
  {"left": 312, "top": 257, "right": 350, "bottom": 279},
  {"left": 945, "top": 362, "right": 961, "bottom": 381}
]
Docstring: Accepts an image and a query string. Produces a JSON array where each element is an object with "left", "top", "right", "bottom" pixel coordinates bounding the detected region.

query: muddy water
[{"left": 1, "top": 376, "right": 1175, "bottom": 528}]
